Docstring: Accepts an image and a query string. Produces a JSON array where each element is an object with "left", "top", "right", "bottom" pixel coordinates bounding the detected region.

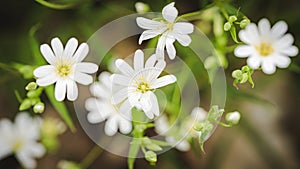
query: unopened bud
[
  {"left": 145, "top": 151, "right": 157, "bottom": 163},
  {"left": 240, "top": 19, "right": 250, "bottom": 29},
  {"left": 25, "top": 82, "right": 37, "bottom": 91},
  {"left": 228, "top": 15, "right": 237, "bottom": 23},
  {"left": 232, "top": 70, "right": 243, "bottom": 79},
  {"left": 226, "top": 111, "right": 241, "bottom": 125},
  {"left": 33, "top": 102, "right": 45, "bottom": 113},
  {"left": 224, "top": 22, "right": 232, "bottom": 31},
  {"left": 135, "top": 2, "right": 150, "bottom": 13}
]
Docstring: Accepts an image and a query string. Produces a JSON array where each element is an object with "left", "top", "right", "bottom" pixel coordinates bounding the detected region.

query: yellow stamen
[
  {"left": 57, "top": 64, "right": 71, "bottom": 77},
  {"left": 255, "top": 42, "right": 274, "bottom": 56}
]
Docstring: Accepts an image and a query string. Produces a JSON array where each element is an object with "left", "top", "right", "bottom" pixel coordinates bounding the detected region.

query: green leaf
[
  {"left": 128, "top": 138, "right": 140, "bottom": 169},
  {"left": 45, "top": 86, "right": 76, "bottom": 132},
  {"left": 229, "top": 25, "right": 239, "bottom": 43}
]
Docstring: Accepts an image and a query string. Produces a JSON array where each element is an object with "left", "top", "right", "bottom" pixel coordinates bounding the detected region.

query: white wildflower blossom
[
  {"left": 110, "top": 49, "right": 177, "bottom": 119},
  {"left": 33, "top": 37, "right": 98, "bottom": 101},
  {"left": 85, "top": 72, "right": 132, "bottom": 136},
  {"left": 136, "top": 2, "right": 194, "bottom": 60},
  {"left": 0, "top": 113, "right": 45, "bottom": 169},
  {"left": 234, "top": 18, "right": 298, "bottom": 74}
]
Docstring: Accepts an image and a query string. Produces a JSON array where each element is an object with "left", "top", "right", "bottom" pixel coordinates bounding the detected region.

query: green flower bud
[
  {"left": 232, "top": 70, "right": 243, "bottom": 79},
  {"left": 242, "top": 65, "right": 250, "bottom": 72},
  {"left": 228, "top": 15, "right": 237, "bottom": 23},
  {"left": 224, "top": 22, "right": 231, "bottom": 31},
  {"left": 145, "top": 151, "right": 157, "bottom": 163},
  {"left": 19, "top": 99, "right": 32, "bottom": 111},
  {"left": 17, "top": 65, "right": 34, "bottom": 79},
  {"left": 240, "top": 19, "right": 250, "bottom": 29},
  {"left": 225, "top": 111, "right": 241, "bottom": 125},
  {"left": 25, "top": 82, "right": 37, "bottom": 91},
  {"left": 33, "top": 102, "right": 45, "bottom": 113},
  {"left": 240, "top": 73, "right": 248, "bottom": 83}
]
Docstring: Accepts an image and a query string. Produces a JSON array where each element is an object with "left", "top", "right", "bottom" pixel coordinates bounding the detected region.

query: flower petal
[
  {"left": 234, "top": 45, "right": 254, "bottom": 58},
  {"left": 16, "top": 151, "right": 36, "bottom": 169},
  {"left": 74, "top": 72, "right": 93, "bottom": 85},
  {"left": 104, "top": 117, "right": 118, "bottom": 136},
  {"left": 134, "top": 49, "right": 144, "bottom": 70},
  {"left": 51, "top": 37, "right": 63, "bottom": 57},
  {"left": 40, "top": 44, "right": 56, "bottom": 65},
  {"left": 151, "top": 75, "right": 177, "bottom": 88},
  {"left": 119, "top": 99, "right": 133, "bottom": 118},
  {"left": 274, "top": 55, "right": 291, "bottom": 68},
  {"left": 175, "top": 140, "right": 191, "bottom": 152},
  {"left": 136, "top": 17, "right": 165, "bottom": 30},
  {"left": 115, "top": 59, "right": 134, "bottom": 77},
  {"left": 75, "top": 62, "right": 98, "bottom": 74},
  {"left": 145, "top": 54, "right": 157, "bottom": 68},
  {"left": 258, "top": 18, "right": 271, "bottom": 37},
  {"left": 239, "top": 23, "right": 259, "bottom": 44},
  {"left": 63, "top": 37, "right": 78, "bottom": 57},
  {"left": 166, "top": 38, "right": 176, "bottom": 60},
  {"left": 247, "top": 56, "right": 261, "bottom": 69},
  {"left": 139, "top": 29, "right": 165, "bottom": 44},
  {"left": 175, "top": 34, "right": 191, "bottom": 47},
  {"left": 29, "top": 143, "right": 45, "bottom": 157},
  {"left": 139, "top": 93, "right": 154, "bottom": 119},
  {"left": 55, "top": 80, "right": 67, "bottom": 101},
  {"left": 173, "top": 22, "right": 194, "bottom": 34},
  {"left": 271, "top": 21, "right": 288, "bottom": 38},
  {"left": 162, "top": 2, "right": 178, "bottom": 23},
  {"left": 36, "top": 73, "right": 58, "bottom": 86},
  {"left": 261, "top": 61, "right": 276, "bottom": 74},
  {"left": 280, "top": 46, "right": 299, "bottom": 57},
  {"left": 149, "top": 92, "right": 160, "bottom": 116},
  {"left": 119, "top": 118, "right": 132, "bottom": 134},
  {"left": 156, "top": 35, "right": 167, "bottom": 60},
  {"left": 67, "top": 80, "right": 78, "bottom": 101},
  {"left": 110, "top": 74, "right": 130, "bottom": 86},
  {"left": 112, "top": 88, "right": 128, "bottom": 105},
  {"left": 73, "top": 43, "right": 89, "bottom": 62},
  {"left": 33, "top": 65, "right": 55, "bottom": 78}
]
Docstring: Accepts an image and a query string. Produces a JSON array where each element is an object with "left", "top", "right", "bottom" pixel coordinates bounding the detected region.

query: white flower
[
  {"left": 33, "top": 37, "right": 98, "bottom": 101},
  {"left": 0, "top": 113, "right": 45, "bottom": 169},
  {"left": 110, "top": 49, "right": 177, "bottom": 119},
  {"left": 136, "top": 2, "right": 194, "bottom": 60},
  {"left": 234, "top": 18, "right": 298, "bottom": 74},
  {"left": 155, "top": 107, "right": 207, "bottom": 151},
  {"left": 85, "top": 71, "right": 132, "bottom": 136}
]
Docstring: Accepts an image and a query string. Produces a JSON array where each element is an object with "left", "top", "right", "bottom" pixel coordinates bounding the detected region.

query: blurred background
[{"left": 0, "top": 0, "right": 300, "bottom": 169}]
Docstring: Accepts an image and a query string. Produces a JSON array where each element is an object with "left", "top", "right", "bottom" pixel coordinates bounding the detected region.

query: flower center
[
  {"left": 167, "top": 23, "right": 174, "bottom": 30},
  {"left": 255, "top": 42, "right": 274, "bottom": 56},
  {"left": 135, "top": 78, "right": 150, "bottom": 93},
  {"left": 13, "top": 140, "right": 24, "bottom": 152},
  {"left": 57, "top": 64, "right": 71, "bottom": 77}
]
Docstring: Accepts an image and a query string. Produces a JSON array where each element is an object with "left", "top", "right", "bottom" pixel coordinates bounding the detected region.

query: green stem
[
  {"left": 80, "top": 145, "right": 103, "bottom": 169},
  {"left": 0, "top": 62, "right": 19, "bottom": 75},
  {"left": 35, "top": 0, "right": 77, "bottom": 10},
  {"left": 289, "top": 63, "right": 300, "bottom": 73},
  {"left": 177, "top": 3, "right": 216, "bottom": 21}
]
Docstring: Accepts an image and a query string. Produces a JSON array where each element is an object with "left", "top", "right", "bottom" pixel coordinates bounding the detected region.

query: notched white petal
[{"left": 162, "top": 2, "right": 178, "bottom": 23}]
